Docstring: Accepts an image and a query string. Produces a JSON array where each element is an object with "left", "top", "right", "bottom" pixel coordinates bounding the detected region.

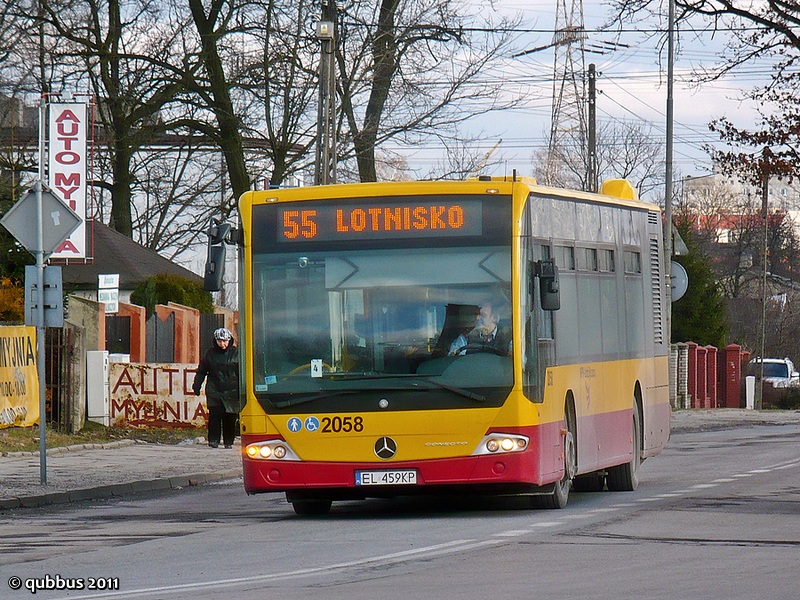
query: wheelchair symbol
[{"left": 304, "top": 416, "right": 320, "bottom": 432}]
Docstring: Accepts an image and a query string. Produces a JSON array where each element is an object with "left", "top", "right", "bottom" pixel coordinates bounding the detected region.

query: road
[{"left": 2, "top": 424, "right": 799, "bottom": 600}]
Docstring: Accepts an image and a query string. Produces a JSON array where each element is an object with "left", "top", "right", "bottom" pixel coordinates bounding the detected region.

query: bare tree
[
  {"left": 336, "top": 0, "right": 524, "bottom": 182},
  {"left": 532, "top": 119, "right": 664, "bottom": 201},
  {"left": 607, "top": 0, "right": 800, "bottom": 183},
  {"left": 30, "top": 0, "right": 200, "bottom": 237}
]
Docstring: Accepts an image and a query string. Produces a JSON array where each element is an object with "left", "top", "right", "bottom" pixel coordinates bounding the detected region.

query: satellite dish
[{"left": 670, "top": 261, "right": 688, "bottom": 302}]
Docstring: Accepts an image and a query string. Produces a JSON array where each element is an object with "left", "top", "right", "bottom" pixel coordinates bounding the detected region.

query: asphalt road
[{"left": 2, "top": 422, "right": 799, "bottom": 600}]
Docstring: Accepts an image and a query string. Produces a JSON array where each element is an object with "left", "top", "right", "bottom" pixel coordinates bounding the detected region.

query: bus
[{"left": 233, "top": 175, "right": 671, "bottom": 515}]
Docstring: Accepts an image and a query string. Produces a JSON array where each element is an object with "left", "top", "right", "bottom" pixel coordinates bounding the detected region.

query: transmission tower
[{"left": 545, "top": 0, "right": 588, "bottom": 187}]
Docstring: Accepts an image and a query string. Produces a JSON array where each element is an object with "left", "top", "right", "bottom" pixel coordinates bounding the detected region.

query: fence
[{"left": 671, "top": 342, "right": 750, "bottom": 409}]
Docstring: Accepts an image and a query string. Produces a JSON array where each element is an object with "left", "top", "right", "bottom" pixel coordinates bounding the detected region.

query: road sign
[
  {"left": 24, "top": 265, "right": 64, "bottom": 328},
  {"left": 0, "top": 188, "right": 81, "bottom": 256},
  {"left": 98, "top": 273, "right": 120, "bottom": 314}
]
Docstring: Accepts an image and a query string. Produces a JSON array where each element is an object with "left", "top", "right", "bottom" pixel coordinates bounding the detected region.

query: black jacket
[{"left": 193, "top": 343, "right": 240, "bottom": 413}]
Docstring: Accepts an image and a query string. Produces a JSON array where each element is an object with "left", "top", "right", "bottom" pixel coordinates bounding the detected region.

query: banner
[
  {"left": 110, "top": 363, "right": 206, "bottom": 428},
  {"left": 0, "top": 326, "right": 39, "bottom": 429},
  {"left": 49, "top": 102, "right": 87, "bottom": 259}
]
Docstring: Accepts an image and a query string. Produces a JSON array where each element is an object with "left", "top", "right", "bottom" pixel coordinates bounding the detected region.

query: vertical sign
[
  {"left": 98, "top": 273, "right": 120, "bottom": 314},
  {"left": 49, "top": 102, "right": 87, "bottom": 259}
]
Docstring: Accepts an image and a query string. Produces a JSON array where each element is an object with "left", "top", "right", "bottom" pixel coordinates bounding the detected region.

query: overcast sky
[{"left": 394, "top": 0, "right": 771, "bottom": 184}]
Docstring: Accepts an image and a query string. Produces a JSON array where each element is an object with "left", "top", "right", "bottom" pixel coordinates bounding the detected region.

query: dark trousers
[{"left": 208, "top": 406, "right": 238, "bottom": 446}]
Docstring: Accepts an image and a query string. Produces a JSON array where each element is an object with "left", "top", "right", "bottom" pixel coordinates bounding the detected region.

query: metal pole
[
  {"left": 587, "top": 63, "right": 597, "bottom": 193},
  {"left": 37, "top": 97, "right": 47, "bottom": 484},
  {"left": 758, "top": 170, "right": 769, "bottom": 410},
  {"left": 664, "top": 0, "right": 675, "bottom": 360},
  {"left": 314, "top": 1, "right": 337, "bottom": 185}
]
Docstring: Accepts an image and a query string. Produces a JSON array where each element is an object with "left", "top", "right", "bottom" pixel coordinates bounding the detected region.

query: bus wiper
[
  {"left": 329, "top": 373, "right": 485, "bottom": 402},
  {"left": 269, "top": 390, "right": 359, "bottom": 408},
  {"left": 412, "top": 378, "right": 486, "bottom": 402}
]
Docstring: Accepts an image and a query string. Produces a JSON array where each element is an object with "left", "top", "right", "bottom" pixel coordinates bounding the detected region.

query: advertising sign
[
  {"left": 110, "top": 363, "right": 207, "bottom": 428},
  {"left": 49, "top": 102, "right": 87, "bottom": 259},
  {"left": 0, "top": 326, "right": 39, "bottom": 429}
]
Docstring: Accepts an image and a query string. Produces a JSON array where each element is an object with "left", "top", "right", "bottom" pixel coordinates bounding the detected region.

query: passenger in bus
[
  {"left": 193, "top": 328, "right": 239, "bottom": 449},
  {"left": 448, "top": 301, "right": 511, "bottom": 356}
]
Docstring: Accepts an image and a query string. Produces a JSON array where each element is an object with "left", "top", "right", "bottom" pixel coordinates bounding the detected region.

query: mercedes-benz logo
[{"left": 374, "top": 436, "right": 397, "bottom": 460}]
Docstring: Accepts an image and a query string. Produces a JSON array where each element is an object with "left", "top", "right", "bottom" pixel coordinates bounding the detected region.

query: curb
[
  {"left": 0, "top": 469, "right": 242, "bottom": 512},
  {"left": 1, "top": 439, "right": 146, "bottom": 458}
]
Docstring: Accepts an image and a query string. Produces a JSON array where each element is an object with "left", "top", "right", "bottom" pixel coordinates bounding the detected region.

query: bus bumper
[{"left": 242, "top": 448, "right": 558, "bottom": 496}]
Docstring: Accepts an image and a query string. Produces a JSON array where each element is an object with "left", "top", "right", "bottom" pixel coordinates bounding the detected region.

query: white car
[{"left": 748, "top": 358, "right": 800, "bottom": 388}]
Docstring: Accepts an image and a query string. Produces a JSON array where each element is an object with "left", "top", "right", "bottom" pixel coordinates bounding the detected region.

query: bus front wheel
[
  {"left": 533, "top": 410, "right": 576, "bottom": 509},
  {"left": 291, "top": 499, "right": 332, "bottom": 516}
]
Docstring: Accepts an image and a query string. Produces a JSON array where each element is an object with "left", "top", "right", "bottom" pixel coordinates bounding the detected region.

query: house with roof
[{"left": 57, "top": 220, "right": 202, "bottom": 303}]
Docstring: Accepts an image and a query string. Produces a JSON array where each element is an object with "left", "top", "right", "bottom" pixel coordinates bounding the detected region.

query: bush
[
  {"left": 774, "top": 388, "right": 800, "bottom": 410},
  {"left": 130, "top": 273, "right": 213, "bottom": 316}
]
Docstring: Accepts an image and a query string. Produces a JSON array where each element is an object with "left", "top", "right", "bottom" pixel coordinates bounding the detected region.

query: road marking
[
  {"left": 529, "top": 521, "right": 562, "bottom": 527},
  {"left": 48, "top": 539, "right": 503, "bottom": 600},
  {"left": 494, "top": 529, "right": 531, "bottom": 537}
]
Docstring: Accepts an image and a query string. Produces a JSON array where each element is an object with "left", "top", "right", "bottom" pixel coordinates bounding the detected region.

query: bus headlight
[
  {"left": 472, "top": 433, "right": 529, "bottom": 456},
  {"left": 245, "top": 440, "right": 301, "bottom": 461}
]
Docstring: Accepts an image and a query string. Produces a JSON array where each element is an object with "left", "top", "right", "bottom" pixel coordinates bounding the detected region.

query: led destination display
[{"left": 277, "top": 199, "right": 483, "bottom": 243}]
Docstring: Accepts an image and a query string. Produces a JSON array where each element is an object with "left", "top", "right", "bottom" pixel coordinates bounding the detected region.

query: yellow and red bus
[{"left": 235, "top": 175, "right": 670, "bottom": 515}]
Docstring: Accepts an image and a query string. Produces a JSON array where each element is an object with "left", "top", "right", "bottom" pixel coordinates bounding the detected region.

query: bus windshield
[{"left": 251, "top": 245, "right": 513, "bottom": 407}]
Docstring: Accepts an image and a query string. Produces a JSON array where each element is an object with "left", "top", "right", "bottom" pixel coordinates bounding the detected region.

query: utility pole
[
  {"left": 758, "top": 158, "right": 770, "bottom": 410},
  {"left": 587, "top": 63, "right": 597, "bottom": 192},
  {"left": 314, "top": 0, "right": 337, "bottom": 186}
]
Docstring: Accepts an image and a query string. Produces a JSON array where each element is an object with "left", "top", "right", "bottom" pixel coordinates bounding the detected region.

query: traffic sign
[
  {"left": 0, "top": 188, "right": 81, "bottom": 256},
  {"left": 24, "top": 265, "right": 64, "bottom": 327}
]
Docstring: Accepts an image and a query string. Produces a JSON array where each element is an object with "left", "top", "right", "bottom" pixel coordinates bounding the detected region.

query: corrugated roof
[{"left": 57, "top": 221, "right": 202, "bottom": 290}]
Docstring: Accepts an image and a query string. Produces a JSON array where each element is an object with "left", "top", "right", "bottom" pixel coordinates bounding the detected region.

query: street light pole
[
  {"left": 314, "top": 0, "right": 337, "bottom": 186},
  {"left": 36, "top": 96, "right": 47, "bottom": 484},
  {"left": 664, "top": 0, "right": 675, "bottom": 406},
  {"left": 758, "top": 166, "right": 769, "bottom": 410}
]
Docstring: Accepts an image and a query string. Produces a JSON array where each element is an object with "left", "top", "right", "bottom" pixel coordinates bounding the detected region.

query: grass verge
[{"left": 0, "top": 421, "right": 205, "bottom": 454}]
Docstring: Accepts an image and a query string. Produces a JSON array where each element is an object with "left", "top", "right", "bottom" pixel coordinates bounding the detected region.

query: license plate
[{"left": 355, "top": 469, "right": 418, "bottom": 486}]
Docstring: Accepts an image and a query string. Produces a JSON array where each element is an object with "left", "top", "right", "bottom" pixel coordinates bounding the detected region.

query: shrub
[{"left": 130, "top": 273, "right": 213, "bottom": 316}]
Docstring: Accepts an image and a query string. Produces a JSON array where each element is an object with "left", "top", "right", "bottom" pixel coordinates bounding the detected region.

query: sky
[{"left": 392, "top": 0, "right": 772, "bottom": 186}]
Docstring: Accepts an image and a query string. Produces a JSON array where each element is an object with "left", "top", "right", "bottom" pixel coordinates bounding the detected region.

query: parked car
[{"left": 748, "top": 357, "right": 800, "bottom": 388}]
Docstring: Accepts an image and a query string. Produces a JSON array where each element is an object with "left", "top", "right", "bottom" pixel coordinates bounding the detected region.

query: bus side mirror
[
  {"left": 204, "top": 218, "right": 232, "bottom": 292},
  {"left": 534, "top": 259, "right": 560, "bottom": 311}
]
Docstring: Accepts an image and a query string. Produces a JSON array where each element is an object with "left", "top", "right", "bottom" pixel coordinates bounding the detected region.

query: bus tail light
[
  {"left": 472, "top": 434, "right": 529, "bottom": 456},
  {"left": 245, "top": 440, "right": 301, "bottom": 461}
]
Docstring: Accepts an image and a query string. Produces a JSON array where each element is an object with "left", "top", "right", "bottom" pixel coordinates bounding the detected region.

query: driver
[{"left": 448, "top": 301, "right": 511, "bottom": 356}]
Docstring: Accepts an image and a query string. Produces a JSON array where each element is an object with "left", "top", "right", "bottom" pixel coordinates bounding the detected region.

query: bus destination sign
[{"left": 278, "top": 198, "right": 483, "bottom": 243}]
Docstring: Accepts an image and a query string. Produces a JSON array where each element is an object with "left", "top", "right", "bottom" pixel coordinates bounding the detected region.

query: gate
[
  {"left": 45, "top": 327, "right": 74, "bottom": 432},
  {"left": 146, "top": 313, "right": 175, "bottom": 362},
  {"left": 106, "top": 315, "right": 131, "bottom": 355}
]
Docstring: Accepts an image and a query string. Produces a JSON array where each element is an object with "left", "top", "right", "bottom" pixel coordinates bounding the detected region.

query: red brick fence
[{"left": 672, "top": 342, "right": 751, "bottom": 409}]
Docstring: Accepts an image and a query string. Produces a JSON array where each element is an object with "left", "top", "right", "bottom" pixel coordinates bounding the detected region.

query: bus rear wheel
[{"left": 607, "top": 407, "right": 641, "bottom": 492}]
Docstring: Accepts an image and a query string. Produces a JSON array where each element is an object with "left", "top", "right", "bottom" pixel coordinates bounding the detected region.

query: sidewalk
[
  {"left": 2, "top": 409, "right": 799, "bottom": 511},
  {"left": 0, "top": 438, "right": 242, "bottom": 511}
]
